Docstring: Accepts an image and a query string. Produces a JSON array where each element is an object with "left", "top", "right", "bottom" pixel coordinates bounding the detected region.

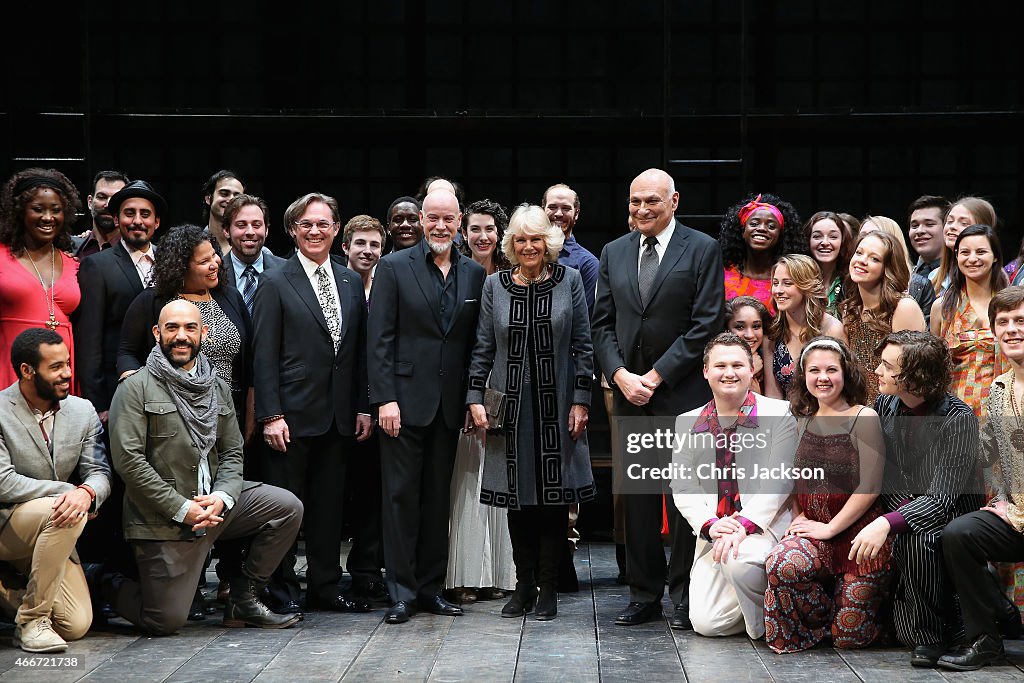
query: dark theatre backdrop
[{"left": 2, "top": 0, "right": 1021, "bottom": 536}]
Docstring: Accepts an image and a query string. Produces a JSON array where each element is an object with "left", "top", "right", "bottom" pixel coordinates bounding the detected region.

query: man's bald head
[
  {"left": 153, "top": 300, "right": 207, "bottom": 369},
  {"left": 628, "top": 168, "right": 679, "bottom": 237},
  {"left": 420, "top": 190, "right": 463, "bottom": 256}
]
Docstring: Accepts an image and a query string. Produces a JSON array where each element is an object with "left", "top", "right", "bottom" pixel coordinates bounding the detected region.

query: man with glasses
[
  {"left": 252, "top": 192, "right": 374, "bottom": 613},
  {"left": 369, "top": 189, "right": 486, "bottom": 623}
]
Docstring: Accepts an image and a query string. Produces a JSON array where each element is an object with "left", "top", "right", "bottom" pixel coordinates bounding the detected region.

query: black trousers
[
  {"left": 379, "top": 409, "right": 459, "bottom": 604},
  {"left": 262, "top": 429, "right": 348, "bottom": 603},
  {"left": 891, "top": 529, "right": 955, "bottom": 647},
  {"left": 507, "top": 504, "right": 570, "bottom": 589},
  {"left": 943, "top": 510, "right": 1024, "bottom": 641},
  {"left": 623, "top": 492, "right": 694, "bottom": 605},
  {"left": 345, "top": 431, "right": 384, "bottom": 587}
]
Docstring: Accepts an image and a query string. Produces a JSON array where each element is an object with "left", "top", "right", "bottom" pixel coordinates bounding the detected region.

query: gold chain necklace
[
  {"left": 27, "top": 246, "right": 58, "bottom": 330},
  {"left": 1009, "top": 375, "right": 1024, "bottom": 451},
  {"left": 513, "top": 264, "right": 548, "bottom": 286}
]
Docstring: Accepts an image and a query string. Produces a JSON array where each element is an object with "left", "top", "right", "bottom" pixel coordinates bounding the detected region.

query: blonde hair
[
  {"left": 502, "top": 203, "right": 564, "bottom": 265},
  {"left": 769, "top": 254, "right": 828, "bottom": 344},
  {"left": 861, "top": 215, "right": 912, "bottom": 270}
]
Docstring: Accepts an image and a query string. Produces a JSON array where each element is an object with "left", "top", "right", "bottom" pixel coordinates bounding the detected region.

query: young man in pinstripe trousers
[{"left": 848, "top": 331, "right": 983, "bottom": 668}]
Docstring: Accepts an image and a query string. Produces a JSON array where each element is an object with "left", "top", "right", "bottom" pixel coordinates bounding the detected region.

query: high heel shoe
[
  {"left": 501, "top": 584, "right": 537, "bottom": 618},
  {"left": 535, "top": 585, "right": 557, "bottom": 621}
]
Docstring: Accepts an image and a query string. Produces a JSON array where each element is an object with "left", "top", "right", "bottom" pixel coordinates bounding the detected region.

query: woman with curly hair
[
  {"left": 720, "top": 192, "right": 806, "bottom": 314},
  {"left": 0, "top": 168, "right": 83, "bottom": 389},
  {"left": 117, "top": 224, "right": 252, "bottom": 431},
  {"left": 930, "top": 223, "right": 1007, "bottom": 417},
  {"left": 842, "top": 231, "right": 926, "bottom": 405},
  {"left": 762, "top": 254, "right": 845, "bottom": 400},
  {"left": 804, "top": 211, "right": 853, "bottom": 318},
  {"left": 764, "top": 336, "right": 890, "bottom": 653},
  {"left": 448, "top": 198, "right": 515, "bottom": 605}
]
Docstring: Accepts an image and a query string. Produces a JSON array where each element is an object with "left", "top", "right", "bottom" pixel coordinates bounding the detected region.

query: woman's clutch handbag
[{"left": 483, "top": 388, "right": 507, "bottom": 432}]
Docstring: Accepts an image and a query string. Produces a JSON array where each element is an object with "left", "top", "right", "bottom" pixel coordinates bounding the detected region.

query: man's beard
[
  {"left": 161, "top": 338, "right": 201, "bottom": 368},
  {"left": 427, "top": 235, "right": 452, "bottom": 255},
  {"left": 122, "top": 232, "right": 151, "bottom": 250},
  {"left": 92, "top": 210, "right": 117, "bottom": 235},
  {"left": 34, "top": 371, "right": 67, "bottom": 402}
]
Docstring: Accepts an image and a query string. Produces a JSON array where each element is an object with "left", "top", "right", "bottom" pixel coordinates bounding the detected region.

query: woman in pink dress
[{"left": 0, "top": 169, "right": 83, "bottom": 390}]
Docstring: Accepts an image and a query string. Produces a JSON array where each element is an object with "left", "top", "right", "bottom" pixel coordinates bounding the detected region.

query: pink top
[{"left": 0, "top": 243, "right": 80, "bottom": 390}]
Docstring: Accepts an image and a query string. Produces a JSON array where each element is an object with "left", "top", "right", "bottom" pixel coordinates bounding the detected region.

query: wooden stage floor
[{"left": 2, "top": 543, "right": 1022, "bottom": 682}]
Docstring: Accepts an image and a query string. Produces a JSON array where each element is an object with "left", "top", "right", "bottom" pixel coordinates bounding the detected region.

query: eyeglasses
[{"left": 293, "top": 220, "right": 336, "bottom": 232}]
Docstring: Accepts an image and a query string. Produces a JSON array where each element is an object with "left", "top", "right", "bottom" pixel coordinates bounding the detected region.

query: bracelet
[
  {"left": 260, "top": 414, "right": 284, "bottom": 424},
  {"left": 77, "top": 484, "right": 96, "bottom": 501}
]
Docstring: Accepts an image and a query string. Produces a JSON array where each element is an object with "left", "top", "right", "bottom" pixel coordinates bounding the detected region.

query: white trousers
[{"left": 688, "top": 533, "right": 774, "bottom": 639}]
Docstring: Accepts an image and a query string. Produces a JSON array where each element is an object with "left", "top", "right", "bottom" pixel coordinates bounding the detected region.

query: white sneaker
[{"left": 14, "top": 616, "right": 68, "bottom": 653}]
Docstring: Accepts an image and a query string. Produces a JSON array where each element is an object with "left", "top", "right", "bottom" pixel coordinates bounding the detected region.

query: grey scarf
[{"left": 145, "top": 344, "right": 219, "bottom": 459}]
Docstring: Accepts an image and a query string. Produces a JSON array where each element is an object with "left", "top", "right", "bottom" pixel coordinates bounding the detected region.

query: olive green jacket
[{"left": 109, "top": 367, "right": 252, "bottom": 542}]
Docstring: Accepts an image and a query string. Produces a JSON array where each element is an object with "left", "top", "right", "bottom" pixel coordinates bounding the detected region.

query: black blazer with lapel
[
  {"left": 73, "top": 244, "right": 148, "bottom": 412},
  {"left": 221, "top": 248, "right": 287, "bottom": 291},
  {"left": 114, "top": 286, "right": 254, "bottom": 393},
  {"left": 252, "top": 254, "right": 368, "bottom": 438},
  {"left": 368, "top": 242, "right": 486, "bottom": 430},
  {"left": 592, "top": 219, "right": 725, "bottom": 415}
]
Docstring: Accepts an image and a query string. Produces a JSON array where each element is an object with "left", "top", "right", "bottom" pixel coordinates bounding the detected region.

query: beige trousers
[
  {"left": 0, "top": 497, "right": 91, "bottom": 640},
  {"left": 689, "top": 532, "right": 775, "bottom": 639}
]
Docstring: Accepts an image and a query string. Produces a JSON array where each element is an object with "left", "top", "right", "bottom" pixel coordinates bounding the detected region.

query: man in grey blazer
[
  {"left": 592, "top": 168, "right": 725, "bottom": 629},
  {"left": 0, "top": 329, "right": 111, "bottom": 653}
]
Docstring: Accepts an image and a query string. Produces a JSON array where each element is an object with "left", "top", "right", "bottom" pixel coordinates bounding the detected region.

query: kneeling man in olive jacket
[{"left": 99, "top": 300, "right": 303, "bottom": 635}]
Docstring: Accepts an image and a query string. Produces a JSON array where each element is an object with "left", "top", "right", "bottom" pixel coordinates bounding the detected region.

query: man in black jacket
[{"left": 368, "top": 189, "right": 486, "bottom": 624}]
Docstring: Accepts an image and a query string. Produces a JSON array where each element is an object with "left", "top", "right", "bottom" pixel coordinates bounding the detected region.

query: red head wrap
[{"left": 738, "top": 194, "right": 784, "bottom": 229}]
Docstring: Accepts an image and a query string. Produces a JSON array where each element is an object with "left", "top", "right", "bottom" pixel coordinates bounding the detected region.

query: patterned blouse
[
  {"left": 724, "top": 265, "right": 776, "bottom": 315},
  {"left": 938, "top": 292, "right": 1005, "bottom": 417},
  {"left": 177, "top": 296, "right": 242, "bottom": 390}
]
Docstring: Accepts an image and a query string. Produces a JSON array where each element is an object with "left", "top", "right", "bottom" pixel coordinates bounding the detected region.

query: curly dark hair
[
  {"left": 719, "top": 192, "right": 806, "bottom": 269},
  {"left": 874, "top": 330, "right": 952, "bottom": 404},
  {"left": 0, "top": 168, "right": 81, "bottom": 255},
  {"left": 459, "top": 198, "right": 512, "bottom": 270},
  {"left": 152, "top": 224, "right": 225, "bottom": 299},
  {"left": 788, "top": 336, "right": 867, "bottom": 417}
]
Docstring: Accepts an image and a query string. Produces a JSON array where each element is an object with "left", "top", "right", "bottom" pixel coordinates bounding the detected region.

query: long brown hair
[
  {"left": 940, "top": 223, "right": 1007, "bottom": 322},
  {"left": 932, "top": 196, "right": 997, "bottom": 295},
  {"left": 769, "top": 254, "right": 828, "bottom": 345},
  {"left": 841, "top": 231, "right": 911, "bottom": 335}
]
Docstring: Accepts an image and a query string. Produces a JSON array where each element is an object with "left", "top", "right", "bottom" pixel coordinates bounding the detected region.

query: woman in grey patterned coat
[{"left": 467, "top": 204, "right": 595, "bottom": 621}]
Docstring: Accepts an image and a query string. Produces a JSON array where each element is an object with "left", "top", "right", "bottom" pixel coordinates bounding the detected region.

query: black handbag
[{"left": 484, "top": 388, "right": 506, "bottom": 432}]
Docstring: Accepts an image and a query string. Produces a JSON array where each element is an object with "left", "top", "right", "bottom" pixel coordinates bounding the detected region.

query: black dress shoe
[
  {"left": 615, "top": 601, "right": 662, "bottom": 626},
  {"left": 937, "top": 634, "right": 1005, "bottom": 671},
  {"left": 668, "top": 603, "right": 692, "bottom": 630},
  {"left": 385, "top": 601, "right": 417, "bottom": 624},
  {"left": 910, "top": 643, "right": 946, "bottom": 668},
  {"left": 306, "top": 593, "right": 372, "bottom": 613},
  {"left": 188, "top": 588, "right": 206, "bottom": 621},
  {"left": 418, "top": 594, "right": 464, "bottom": 616}
]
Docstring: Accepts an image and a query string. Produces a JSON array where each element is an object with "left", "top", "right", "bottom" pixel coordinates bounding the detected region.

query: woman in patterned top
[
  {"left": 764, "top": 336, "right": 890, "bottom": 653},
  {"left": 762, "top": 254, "right": 845, "bottom": 400},
  {"left": 842, "top": 231, "right": 925, "bottom": 406},
  {"left": 930, "top": 223, "right": 1007, "bottom": 417},
  {"left": 804, "top": 211, "right": 853, "bottom": 318}
]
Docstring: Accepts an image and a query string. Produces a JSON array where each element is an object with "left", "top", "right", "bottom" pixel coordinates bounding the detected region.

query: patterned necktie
[
  {"left": 315, "top": 265, "right": 342, "bottom": 351},
  {"left": 241, "top": 265, "right": 258, "bottom": 315},
  {"left": 139, "top": 253, "right": 154, "bottom": 287},
  {"left": 638, "top": 236, "right": 659, "bottom": 306}
]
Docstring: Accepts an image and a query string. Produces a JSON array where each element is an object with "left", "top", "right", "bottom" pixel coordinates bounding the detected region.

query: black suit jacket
[
  {"left": 592, "top": 219, "right": 724, "bottom": 415},
  {"left": 368, "top": 243, "right": 486, "bottom": 430},
  {"left": 115, "top": 286, "right": 253, "bottom": 393},
  {"left": 73, "top": 244, "right": 148, "bottom": 412},
  {"left": 252, "top": 254, "right": 368, "bottom": 438},
  {"left": 221, "top": 248, "right": 287, "bottom": 291}
]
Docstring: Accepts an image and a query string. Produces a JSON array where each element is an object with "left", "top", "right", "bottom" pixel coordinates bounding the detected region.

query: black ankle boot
[
  {"left": 501, "top": 584, "right": 537, "bottom": 618},
  {"left": 535, "top": 585, "right": 557, "bottom": 621},
  {"left": 224, "top": 578, "right": 301, "bottom": 629}
]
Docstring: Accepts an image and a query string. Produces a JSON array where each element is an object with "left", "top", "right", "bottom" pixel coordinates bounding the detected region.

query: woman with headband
[
  {"left": 842, "top": 230, "right": 926, "bottom": 405},
  {"left": 0, "top": 168, "right": 83, "bottom": 390},
  {"left": 764, "top": 336, "right": 890, "bottom": 653},
  {"left": 720, "top": 193, "right": 807, "bottom": 314},
  {"left": 762, "top": 254, "right": 845, "bottom": 400}
]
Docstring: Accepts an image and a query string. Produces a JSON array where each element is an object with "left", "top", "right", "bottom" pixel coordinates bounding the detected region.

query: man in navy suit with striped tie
[{"left": 219, "top": 194, "right": 286, "bottom": 314}]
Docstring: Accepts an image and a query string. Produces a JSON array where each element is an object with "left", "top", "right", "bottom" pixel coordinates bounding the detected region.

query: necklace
[
  {"left": 27, "top": 246, "right": 59, "bottom": 330},
  {"left": 514, "top": 264, "right": 548, "bottom": 286},
  {"left": 1009, "top": 375, "right": 1024, "bottom": 451}
]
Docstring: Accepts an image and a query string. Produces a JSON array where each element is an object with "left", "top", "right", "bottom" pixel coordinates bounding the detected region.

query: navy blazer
[
  {"left": 368, "top": 242, "right": 485, "bottom": 429},
  {"left": 252, "top": 254, "right": 368, "bottom": 438}
]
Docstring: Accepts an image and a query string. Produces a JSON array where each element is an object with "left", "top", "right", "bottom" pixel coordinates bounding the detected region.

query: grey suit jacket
[
  {"left": 222, "top": 249, "right": 286, "bottom": 291},
  {"left": 0, "top": 382, "right": 112, "bottom": 532}
]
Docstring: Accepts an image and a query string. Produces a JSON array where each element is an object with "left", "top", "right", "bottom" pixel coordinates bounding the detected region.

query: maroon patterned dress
[{"left": 764, "top": 416, "right": 892, "bottom": 653}]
